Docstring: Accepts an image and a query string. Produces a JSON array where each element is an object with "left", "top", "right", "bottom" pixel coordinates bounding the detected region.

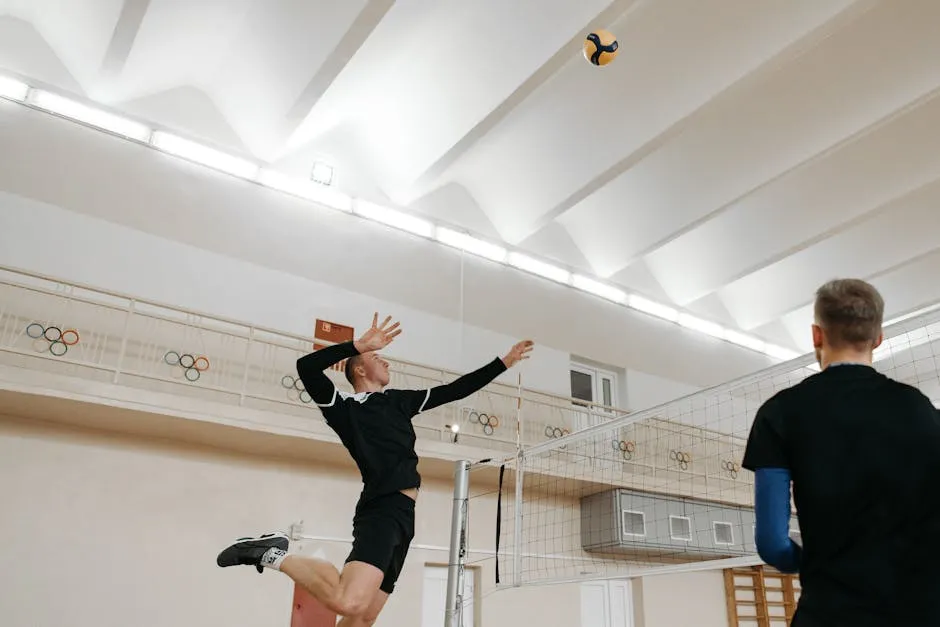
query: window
[
  {"left": 570, "top": 363, "right": 618, "bottom": 411},
  {"left": 621, "top": 510, "right": 646, "bottom": 537},
  {"left": 670, "top": 515, "right": 693, "bottom": 542},
  {"left": 714, "top": 521, "right": 734, "bottom": 545}
]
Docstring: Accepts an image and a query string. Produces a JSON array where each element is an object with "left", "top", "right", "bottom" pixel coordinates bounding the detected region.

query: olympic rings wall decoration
[
  {"left": 611, "top": 439, "right": 636, "bottom": 461},
  {"left": 468, "top": 410, "right": 499, "bottom": 436},
  {"left": 669, "top": 450, "right": 693, "bottom": 470},
  {"left": 720, "top": 460, "right": 740, "bottom": 479},
  {"left": 163, "top": 350, "right": 210, "bottom": 382},
  {"left": 25, "top": 323, "right": 80, "bottom": 357},
  {"left": 544, "top": 425, "right": 571, "bottom": 439},
  {"left": 280, "top": 374, "right": 313, "bottom": 404}
]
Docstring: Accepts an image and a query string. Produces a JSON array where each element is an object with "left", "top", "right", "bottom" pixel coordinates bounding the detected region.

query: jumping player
[
  {"left": 743, "top": 279, "right": 940, "bottom": 626},
  {"left": 217, "top": 313, "right": 533, "bottom": 625}
]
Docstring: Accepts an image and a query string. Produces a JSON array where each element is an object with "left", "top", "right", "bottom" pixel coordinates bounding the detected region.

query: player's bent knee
[
  {"left": 332, "top": 586, "right": 379, "bottom": 618},
  {"left": 333, "top": 595, "right": 372, "bottom": 618},
  {"left": 333, "top": 560, "right": 384, "bottom": 617}
]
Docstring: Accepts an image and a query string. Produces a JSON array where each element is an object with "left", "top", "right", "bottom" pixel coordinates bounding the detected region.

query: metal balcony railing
[{"left": 0, "top": 265, "right": 749, "bottom": 491}]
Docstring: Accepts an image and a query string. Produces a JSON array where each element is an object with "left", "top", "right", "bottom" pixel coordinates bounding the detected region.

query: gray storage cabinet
[{"left": 580, "top": 488, "right": 761, "bottom": 558}]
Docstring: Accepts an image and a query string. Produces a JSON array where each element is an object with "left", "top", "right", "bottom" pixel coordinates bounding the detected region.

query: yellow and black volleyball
[{"left": 583, "top": 29, "right": 619, "bottom": 66}]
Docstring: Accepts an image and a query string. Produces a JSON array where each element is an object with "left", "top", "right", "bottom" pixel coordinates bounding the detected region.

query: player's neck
[
  {"left": 821, "top": 348, "right": 872, "bottom": 369},
  {"left": 354, "top": 379, "right": 384, "bottom": 394}
]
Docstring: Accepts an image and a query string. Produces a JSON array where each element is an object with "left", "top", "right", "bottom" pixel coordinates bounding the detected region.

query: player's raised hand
[
  {"left": 355, "top": 313, "right": 402, "bottom": 353},
  {"left": 501, "top": 340, "right": 534, "bottom": 368}
]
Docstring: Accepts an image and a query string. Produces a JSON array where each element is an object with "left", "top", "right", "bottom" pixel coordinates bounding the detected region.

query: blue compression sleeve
[{"left": 754, "top": 468, "right": 801, "bottom": 573}]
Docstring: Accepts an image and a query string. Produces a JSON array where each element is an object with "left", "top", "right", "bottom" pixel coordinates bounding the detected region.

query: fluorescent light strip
[
  {"left": 725, "top": 329, "right": 766, "bottom": 352},
  {"left": 151, "top": 131, "right": 259, "bottom": 179},
  {"left": 258, "top": 169, "right": 352, "bottom": 212},
  {"left": 29, "top": 90, "right": 151, "bottom": 141},
  {"left": 628, "top": 295, "right": 800, "bottom": 360},
  {"left": 353, "top": 199, "right": 434, "bottom": 237},
  {"left": 6, "top": 79, "right": 816, "bottom": 364},
  {"left": 508, "top": 252, "right": 570, "bottom": 284},
  {"left": 678, "top": 313, "right": 726, "bottom": 339},
  {"left": 436, "top": 227, "right": 507, "bottom": 262},
  {"left": 628, "top": 295, "right": 679, "bottom": 322},
  {"left": 0, "top": 76, "right": 29, "bottom": 101},
  {"left": 762, "top": 344, "right": 801, "bottom": 361},
  {"left": 572, "top": 275, "right": 626, "bottom": 303},
  {"left": 883, "top": 303, "right": 940, "bottom": 327}
]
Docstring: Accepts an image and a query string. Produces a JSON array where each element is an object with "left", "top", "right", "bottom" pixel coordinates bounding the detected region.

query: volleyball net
[{"left": 441, "top": 306, "right": 940, "bottom": 617}]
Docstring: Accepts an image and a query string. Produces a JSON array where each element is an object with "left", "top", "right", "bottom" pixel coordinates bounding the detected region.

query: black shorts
[{"left": 345, "top": 491, "right": 415, "bottom": 594}]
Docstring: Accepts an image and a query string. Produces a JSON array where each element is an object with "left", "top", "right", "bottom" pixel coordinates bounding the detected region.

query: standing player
[
  {"left": 743, "top": 279, "right": 940, "bottom": 626},
  {"left": 217, "top": 313, "right": 533, "bottom": 625}
]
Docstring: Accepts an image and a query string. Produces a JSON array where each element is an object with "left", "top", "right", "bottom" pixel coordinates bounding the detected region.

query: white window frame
[
  {"left": 581, "top": 579, "right": 634, "bottom": 627},
  {"left": 713, "top": 521, "right": 735, "bottom": 546},
  {"left": 669, "top": 515, "right": 693, "bottom": 542},
  {"left": 570, "top": 362, "right": 619, "bottom": 413},
  {"left": 621, "top": 509, "right": 647, "bottom": 538}
]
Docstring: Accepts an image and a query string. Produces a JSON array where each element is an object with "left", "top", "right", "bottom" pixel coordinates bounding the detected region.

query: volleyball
[{"left": 583, "top": 29, "right": 619, "bottom": 66}]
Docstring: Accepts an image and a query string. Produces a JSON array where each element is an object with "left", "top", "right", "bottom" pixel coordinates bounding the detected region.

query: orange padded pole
[{"left": 290, "top": 583, "right": 336, "bottom": 627}]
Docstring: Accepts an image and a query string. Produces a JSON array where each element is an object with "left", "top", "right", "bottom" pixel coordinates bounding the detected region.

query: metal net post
[{"left": 444, "top": 460, "right": 471, "bottom": 627}]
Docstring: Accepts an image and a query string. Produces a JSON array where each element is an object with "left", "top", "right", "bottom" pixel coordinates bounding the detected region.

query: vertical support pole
[
  {"left": 445, "top": 460, "right": 471, "bottom": 627},
  {"left": 512, "top": 452, "right": 524, "bottom": 588},
  {"left": 112, "top": 299, "right": 136, "bottom": 383},
  {"left": 238, "top": 327, "right": 254, "bottom": 405},
  {"left": 514, "top": 372, "right": 523, "bottom": 449}
]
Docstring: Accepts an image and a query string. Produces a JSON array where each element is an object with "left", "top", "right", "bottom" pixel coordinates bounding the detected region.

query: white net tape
[{"left": 496, "top": 309, "right": 940, "bottom": 587}]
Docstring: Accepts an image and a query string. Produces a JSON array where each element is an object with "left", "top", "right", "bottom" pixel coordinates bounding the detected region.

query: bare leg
[
  {"left": 280, "top": 556, "right": 384, "bottom": 618},
  {"left": 337, "top": 590, "right": 389, "bottom": 627}
]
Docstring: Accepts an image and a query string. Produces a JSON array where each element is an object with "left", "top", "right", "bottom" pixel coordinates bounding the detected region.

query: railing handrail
[{"left": 0, "top": 263, "right": 630, "bottom": 416}]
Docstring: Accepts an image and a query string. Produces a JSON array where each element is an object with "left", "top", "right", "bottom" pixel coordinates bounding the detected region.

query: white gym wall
[{"left": 0, "top": 414, "right": 730, "bottom": 627}]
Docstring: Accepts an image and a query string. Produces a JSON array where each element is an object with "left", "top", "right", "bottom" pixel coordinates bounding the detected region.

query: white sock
[{"left": 260, "top": 547, "right": 288, "bottom": 570}]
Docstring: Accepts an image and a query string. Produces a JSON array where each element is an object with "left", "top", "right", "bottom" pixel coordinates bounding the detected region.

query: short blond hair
[{"left": 814, "top": 279, "right": 884, "bottom": 348}]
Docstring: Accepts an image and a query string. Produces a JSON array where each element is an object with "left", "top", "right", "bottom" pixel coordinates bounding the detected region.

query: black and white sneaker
[{"left": 216, "top": 532, "right": 289, "bottom": 573}]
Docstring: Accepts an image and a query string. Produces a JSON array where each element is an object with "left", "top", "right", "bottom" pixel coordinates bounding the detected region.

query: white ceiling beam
[
  {"left": 645, "top": 82, "right": 940, "bottom": 310},
  {"left": 529, "top": 0, "right": 876, "bottom": 241},
  {"left": 99, "top": 0, "right": 151, "bottom": 78},
  {"left": 280, "top": 0, "right": 394, "bottom": 141},
  {"left": 718, "top": 177, "right": 940, "bottom": 329},
  {"left": 773, "top": 248, "right": 940, "bottom": 349},
  {"left": 401, "top": 0, "right": 638, "bottom": 203}
]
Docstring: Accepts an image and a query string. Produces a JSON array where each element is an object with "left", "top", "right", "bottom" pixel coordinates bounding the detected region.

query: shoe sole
[{"left": 217, "top": 532, "right": 289, "bottom": 568}]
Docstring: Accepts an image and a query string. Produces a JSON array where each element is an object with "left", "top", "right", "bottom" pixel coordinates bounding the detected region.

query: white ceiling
[{"left": 2, "top": 0, "right": 940, "bottom": 354}]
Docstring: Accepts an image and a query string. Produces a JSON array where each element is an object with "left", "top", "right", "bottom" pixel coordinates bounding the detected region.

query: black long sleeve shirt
[{"left": 296, "top": 341, "right": 507, "bottom": 501}]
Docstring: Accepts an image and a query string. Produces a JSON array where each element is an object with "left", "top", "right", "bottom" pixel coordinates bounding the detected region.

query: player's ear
[
  {"left": 811, "top": 324, "right": 824, "bottom": 349},
  {"left": 872, "top": 332, "right": 884, "bottom": 351}
]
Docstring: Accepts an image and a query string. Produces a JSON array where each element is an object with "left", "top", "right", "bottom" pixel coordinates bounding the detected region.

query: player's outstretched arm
[
  {"left": 296, "top": 342, "right": 359, "bottom": 405},
  {"left": 296, "top": 313, "right": 401, "bottom": 406},
  {"left": 416, "top": 340, "right": 534, "bottom": 414}
]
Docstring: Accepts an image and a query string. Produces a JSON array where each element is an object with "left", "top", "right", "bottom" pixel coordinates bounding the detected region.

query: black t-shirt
[
  {"left": 743, "top": 364, "right": 940, "bottom": 626},
  {"left": 296, "top": 341, "right": 507, "bottom": 502},
  {"left": 314, "top": 386, "right": 431, "bottom": 501}
]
